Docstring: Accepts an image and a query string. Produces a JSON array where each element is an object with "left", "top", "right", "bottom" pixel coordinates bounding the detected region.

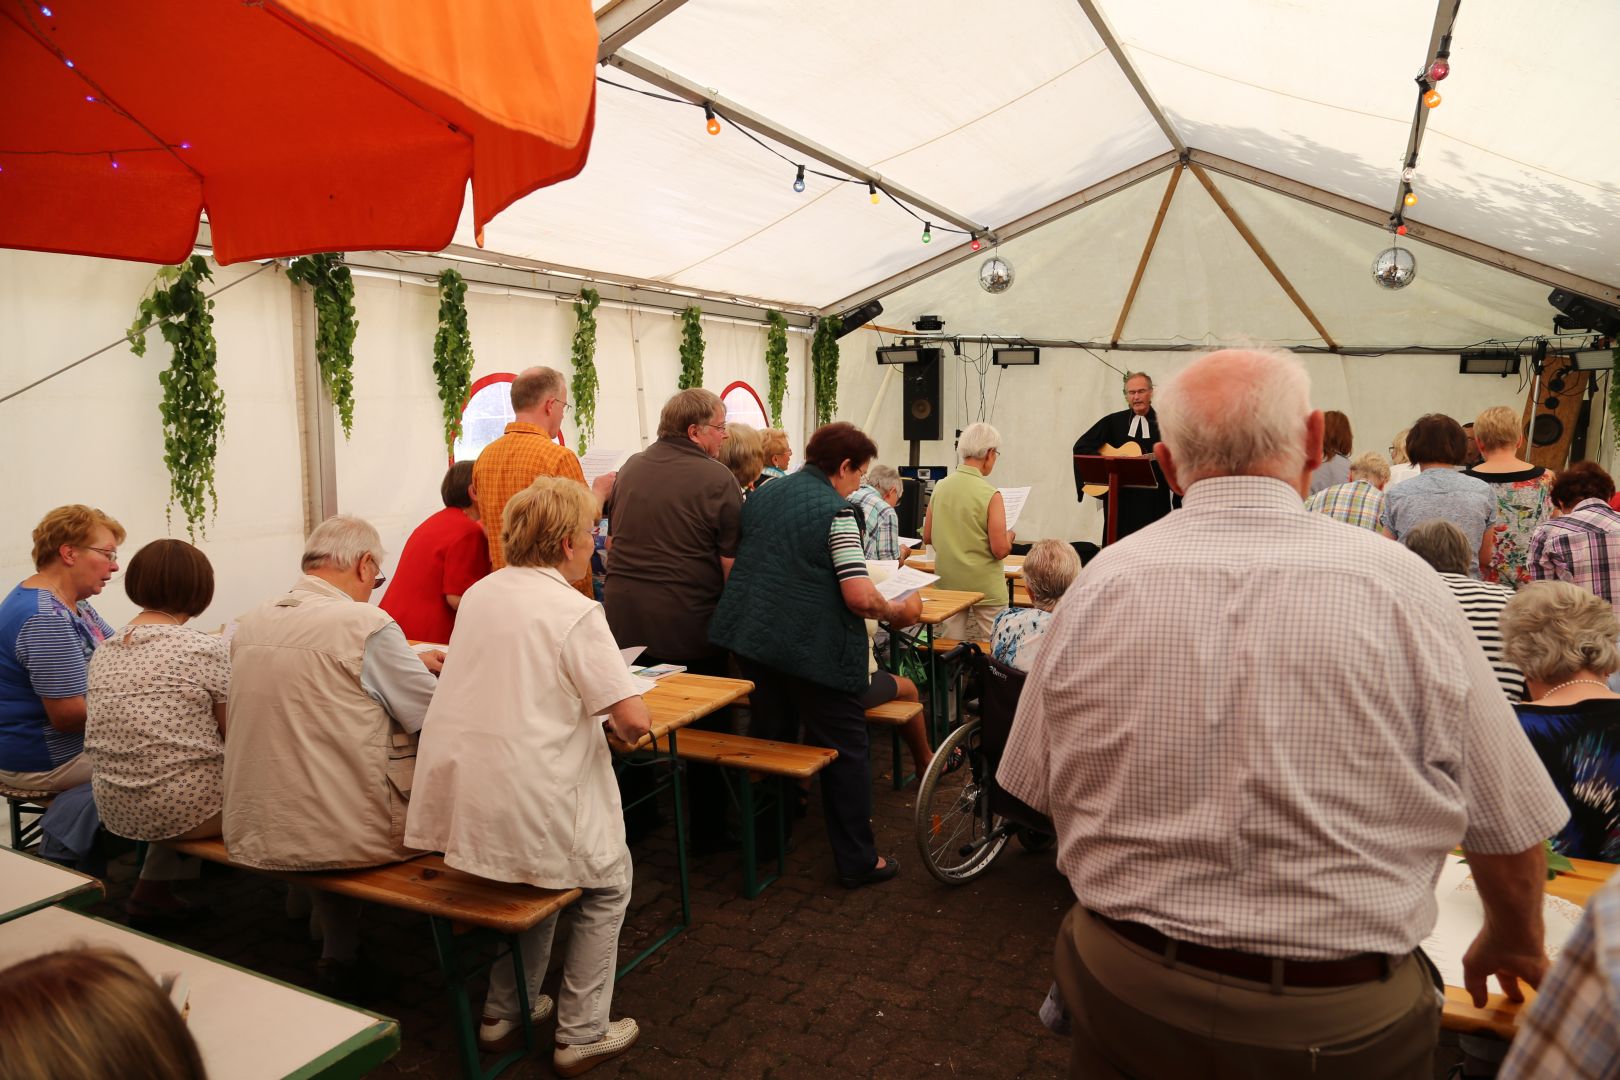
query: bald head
[{"left": 1154, "top": 349, "right": 1321, "bottom": 495}]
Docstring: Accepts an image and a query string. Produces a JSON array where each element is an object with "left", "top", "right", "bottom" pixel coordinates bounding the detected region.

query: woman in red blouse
[{"left": 379, "top": 462, "right": 491, "bottom": 644}]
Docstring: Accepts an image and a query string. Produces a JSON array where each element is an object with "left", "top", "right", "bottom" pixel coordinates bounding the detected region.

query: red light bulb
[
  {"left": 970, "top": 238, "right": 982, "bottom": 252},
  {"left": 1428, "top": 58, "right": 1450, "bottom": 82},
  {"left": 1395, "top": 224, "right": 1408, "bottom": 236}
]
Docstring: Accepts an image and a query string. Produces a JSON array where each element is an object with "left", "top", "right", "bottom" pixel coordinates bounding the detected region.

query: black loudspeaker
[
  {"left": 902, "top": 353, "right": 942, "bottom": 441},
  {"left": 895, "top": 478, "right": 923, "bottom": 537}
]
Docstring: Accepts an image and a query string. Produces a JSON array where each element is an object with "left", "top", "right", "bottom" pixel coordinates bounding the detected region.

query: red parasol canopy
[{"left": 0, "top": 0, "right": 598, "bottom": 265}]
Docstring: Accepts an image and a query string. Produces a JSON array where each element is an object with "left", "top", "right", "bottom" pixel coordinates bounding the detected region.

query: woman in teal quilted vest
[{"left": 710, "top": 422, "right": 923, "bottom": 888}]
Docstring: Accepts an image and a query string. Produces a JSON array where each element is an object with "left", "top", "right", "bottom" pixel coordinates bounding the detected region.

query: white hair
[
  {"left": 301, "top": 515, "right": 383, "bottom": 573},
  {"left": 865, "top": 463, "right": 902, "bottom": 496},
  {"left": 957, "top": 422, "right": 1001, "bottom": 462},
  {"left": 1154, "top": 349, "right": 1312, "bottom": 487},
  {"left": 1501, "top": 581, "right": 1620, "bottom": 682}
]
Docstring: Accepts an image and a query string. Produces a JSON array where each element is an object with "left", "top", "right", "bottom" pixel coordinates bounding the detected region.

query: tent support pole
[
  {"left": 1073, "top": 0, "right": 1186, "bottom": 154},
  {"left": 1188, "top": 163, "right": 1340, "bottom": 351},
  {"left": 596, "top": 0, "right": 691, "bottom": 60},
  {"left": 291, "top": 280, "right": 338, "bottom": 533},
  {"left": 627, "top": 296, "right": 651, "bottom": 450},
  {"left": 1111, "top": 163, "right": 1183, "bottom": 345}
]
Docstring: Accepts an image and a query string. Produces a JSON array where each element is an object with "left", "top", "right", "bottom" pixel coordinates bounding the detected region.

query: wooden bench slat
[
  {"left": 164, "top": 838, "right": 579, "bottom": 935},
  {"left": 674, "top": 730, "right": 836, "bottom": 779},
  {"left": 864, "top": 700, "right": 922, "bottom": 726},
  {"left": 926, "top": 636, "right": 989, "bottom": 654}
]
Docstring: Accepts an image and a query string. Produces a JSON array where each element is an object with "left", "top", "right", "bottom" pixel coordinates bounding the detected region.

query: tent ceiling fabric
[
  {"left": 458, "top": 0, "right": 1618, "bottom": 347},
  {"left": 866, "top": 172, "right": 1552, "bottom": 352},
  {"left": 1102, "top": 0, "right": 1620, "bottom": 289}
]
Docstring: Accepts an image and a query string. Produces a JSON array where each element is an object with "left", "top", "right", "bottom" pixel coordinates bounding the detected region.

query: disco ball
[
  {"left": 979, "top": 255, "right": 1014, "bottom": 294},
  {"left": 1372, "top": 247, "right": 1416, "bottom": 290}
]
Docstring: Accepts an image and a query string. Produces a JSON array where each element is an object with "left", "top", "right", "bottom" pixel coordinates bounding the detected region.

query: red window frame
[
  {"left": 721, "top": 380, "right": 769, "bottom": 425},
  {"left": 452, "top": 372, "right": 564, "bottom": 464}
]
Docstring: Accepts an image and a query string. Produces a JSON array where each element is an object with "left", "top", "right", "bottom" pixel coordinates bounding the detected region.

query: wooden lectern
[{"left": 1074, "top": 454, "right": 1161, "bottom": 547}]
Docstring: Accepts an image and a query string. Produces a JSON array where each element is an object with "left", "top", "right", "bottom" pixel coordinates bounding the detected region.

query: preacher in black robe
[{"left": 1072, "top": 403, "right": 1176, "bottom": 544}]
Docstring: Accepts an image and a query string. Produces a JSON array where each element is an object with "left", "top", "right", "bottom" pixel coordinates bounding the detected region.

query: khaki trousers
[
  {"left": 941, "top": 601, "right": 1006, "bottom": 643},
  {"left": 1053, "top": 905, "right": 1440, "bottom": 1079}
]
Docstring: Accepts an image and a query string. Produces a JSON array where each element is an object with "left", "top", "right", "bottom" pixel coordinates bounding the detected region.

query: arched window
[
  {"left": 453, "top": 373, "right": 563, "bottom": 462},
  {"left": 722, "top": 381, "right": 769, "bottom": 430}
]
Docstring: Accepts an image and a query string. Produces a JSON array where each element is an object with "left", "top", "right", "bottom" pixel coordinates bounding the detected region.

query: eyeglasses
[
  {"left": 77, "top": 545, "right": 119, "bottom": 563},
  {"left": 363, "top": 554, "right": 386, "bottom": 591},
  {"left": 703, "top": 422, "right": 727, "bottom": 434}
]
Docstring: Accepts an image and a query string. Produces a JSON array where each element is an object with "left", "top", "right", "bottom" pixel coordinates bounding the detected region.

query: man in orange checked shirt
[{"left": 472, "top": 366, "right": 609, "bottom": 597}]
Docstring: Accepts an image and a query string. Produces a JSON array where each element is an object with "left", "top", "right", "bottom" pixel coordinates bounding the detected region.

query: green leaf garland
[
  {"left": 811, "top": 314, "right": 842, "bottom": 426},
  {"left": 678, "top": 306, "right": 705, "bottom": 390},
  {"left": 571, "top": 288, "right": 601, "bottom": 454},
  {"left": 432, "top": 269, "right": 476, "bottom": 458},
  {"left": 286, "top": 253, "right": 359, "bottom": 438},
  {"left": 1612, "top": 346, "right": 1620, "bottom": 455},
  {"left": 126, "top": 256, "right": 225, "bottom": 539},
  {"left": 765, "top": 310, "right": 789, "bottom": 427}
]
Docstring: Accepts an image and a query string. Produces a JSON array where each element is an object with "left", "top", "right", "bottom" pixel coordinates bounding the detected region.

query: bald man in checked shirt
[{"left": 1000, "top": 349, "right": 1569, "bottom": 1080}]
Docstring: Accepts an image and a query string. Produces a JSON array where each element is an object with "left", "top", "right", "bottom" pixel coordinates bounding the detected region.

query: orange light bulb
[
  {"left": 1404, "top": 191, "right": 1418, "bottom": 207},
  {"left": 1423, "top": 89, "right": 1441, "bottom": 109}
]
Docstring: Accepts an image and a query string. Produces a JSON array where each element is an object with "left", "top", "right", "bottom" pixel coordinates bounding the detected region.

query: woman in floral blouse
[{"left": 1466, "top": 405, "right": 1553, "bottom": 589}]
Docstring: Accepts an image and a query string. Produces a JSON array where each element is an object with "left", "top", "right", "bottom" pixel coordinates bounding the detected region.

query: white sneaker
[
  {"left": 478, "top": 994, "right": 555, "bottom": 1054},
  {"left": 553, "top": 1018, "right": 640, "bottom": 1077}
]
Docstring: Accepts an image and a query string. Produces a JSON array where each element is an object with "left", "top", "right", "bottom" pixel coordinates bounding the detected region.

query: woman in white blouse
[{"left": 405, "top": 476, "right": 650, "bottom": 1076}]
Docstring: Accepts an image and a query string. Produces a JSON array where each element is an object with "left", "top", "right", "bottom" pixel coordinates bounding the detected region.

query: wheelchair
[{"left": 913, "top": 642, "right": 1056, "bottom": 884}]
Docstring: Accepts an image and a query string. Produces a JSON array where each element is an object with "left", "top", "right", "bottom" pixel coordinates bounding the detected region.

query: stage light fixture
[{"left": 992, "top": 347, "right": 1040, "bottom": 367}]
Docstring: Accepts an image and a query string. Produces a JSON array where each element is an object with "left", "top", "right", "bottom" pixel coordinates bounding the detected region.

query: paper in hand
[
  {"left": 998, "top": 486, "right": 1031, "bottom": 530},
  {"left": 579, "top": 446, "right": 628, "bottom": 488},
  {"left": 876, "top": 566, "right": 939, "bottom": 602}
]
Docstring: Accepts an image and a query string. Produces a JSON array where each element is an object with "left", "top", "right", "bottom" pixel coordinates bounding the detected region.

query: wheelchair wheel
[{"left": 914, "top": 719, "right": 1011, "bottom": 884}]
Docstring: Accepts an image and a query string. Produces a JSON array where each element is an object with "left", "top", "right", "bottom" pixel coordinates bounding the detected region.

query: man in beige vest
[{"left": 224, "top": 515, "right": 440, "bottom": 995}]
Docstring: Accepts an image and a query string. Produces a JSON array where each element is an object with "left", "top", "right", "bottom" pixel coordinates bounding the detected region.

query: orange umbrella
[{"left": 0, "top": 0, "right": 597, "bottom": 265}]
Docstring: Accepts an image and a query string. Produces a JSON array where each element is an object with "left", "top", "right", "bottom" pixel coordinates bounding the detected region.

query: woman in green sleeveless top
[{"left": 923, "top": 422, "right": 1014, "bottom": 641}]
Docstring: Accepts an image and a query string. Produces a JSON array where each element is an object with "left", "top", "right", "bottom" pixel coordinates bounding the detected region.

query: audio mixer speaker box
[
  {"left": 902, "top": 352, "right": 942, "bottom": 441},
  {"left": 1522, "top": 356, "right": 1588, "bottom": 471}
]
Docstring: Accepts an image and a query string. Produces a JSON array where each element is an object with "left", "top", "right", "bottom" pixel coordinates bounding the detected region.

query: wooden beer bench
[
  {"left": 671, "top": 730, "right": 836, "bottom": 898},
  {"left": 163, "top": 837, "right": 578, "bottom": 1080}
]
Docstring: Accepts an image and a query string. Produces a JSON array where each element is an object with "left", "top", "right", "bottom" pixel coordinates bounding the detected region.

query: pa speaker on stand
[{"left": 902, "top": 352, "right": 942, "bottom": 442}]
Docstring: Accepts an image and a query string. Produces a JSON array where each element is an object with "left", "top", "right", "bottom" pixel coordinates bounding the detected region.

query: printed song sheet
[
  {"left": 876, "top": 566, "right": 938, "bottom": 602},
  {"left": 578, "top": 446, "right": 627, "bottom": 488},
  {"left": 1420, "top": 855, "right": 1583, "bottom": 993},
  {"left": 998, "top": 487, "right": 1031, "bottom": 530}
]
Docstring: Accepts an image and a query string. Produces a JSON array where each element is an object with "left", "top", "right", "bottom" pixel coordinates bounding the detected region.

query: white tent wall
[
  {"left": 839, "top": 334, "right": 1556, "bottom": 548},
  {"left": 0, "top": 250, "right": 306, "bottom": 631},
  {"left": 335, "top": 279, "right": 811, "bottom": 580},
  {"left": 3, "top": 249, "right": 810, "bottom": 627}
]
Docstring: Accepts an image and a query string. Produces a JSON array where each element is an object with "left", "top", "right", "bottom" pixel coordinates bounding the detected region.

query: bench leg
[
  {"left": 737, "top": 776, "right": 784, "bottom": 900},
  {"left": 615, "top": 731, "right": 691, "bottom": 980},
  {"left": 430, "top": 918, "right": 533, "bottom": 1080},
  {"left": 891, "top": 727, "right": 910, "bottom": 791}
]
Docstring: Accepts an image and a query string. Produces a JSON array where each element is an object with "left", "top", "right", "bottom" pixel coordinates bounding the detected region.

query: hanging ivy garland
[
  {"left": 570, "top": 287, "right": 602, "bottom": 454},
  {"left": 678, "top": 306, "right": 705, "bottom": 390},
  {"left": 431, "top": 268, "right": 476, "bottom": 458},
  {"left": 765, "top": 310, "right": 789, "bottom": 427},
  {"left": 286, "top": 253, "right": 359, "bottom": 438},
  {"left": 1612, "top": 345, "right": 1620, "bottom": 453},
  {"left": 126, "top": 256, "right": 225, "bottom": 540},
  {"left": 811, "top": 314, "right": 842, "bottom": 426}
]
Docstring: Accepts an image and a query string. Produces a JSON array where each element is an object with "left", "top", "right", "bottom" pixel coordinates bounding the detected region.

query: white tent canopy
[{"left": 454, "top": 0, "right": 1619, "bottom": 342}]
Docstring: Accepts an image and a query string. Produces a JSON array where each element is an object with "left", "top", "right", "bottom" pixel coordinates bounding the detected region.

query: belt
[{"left": 1089, "top": 912, "right": 1394, "bottom": 989}]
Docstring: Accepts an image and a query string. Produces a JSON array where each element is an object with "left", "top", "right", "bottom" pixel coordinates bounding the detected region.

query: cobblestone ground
[{"left": 90, "top": 750, "right": 1467, "bottom": 1079}]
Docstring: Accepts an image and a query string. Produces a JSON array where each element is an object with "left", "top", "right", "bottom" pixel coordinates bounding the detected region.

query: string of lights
[
  {"left": 595, "top": 75, "right": 986, "bottom": 249},
  {"left": 1387, "top": 0, "right": 1462, "bottom": 238}
]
